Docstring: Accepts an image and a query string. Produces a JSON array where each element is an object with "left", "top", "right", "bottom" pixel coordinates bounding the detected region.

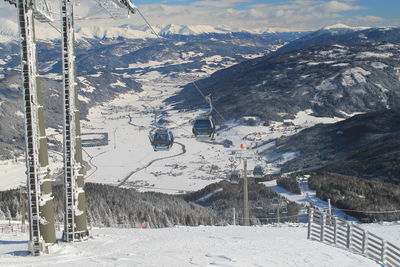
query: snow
[
  {"left": 264, "top": 178, "right": 358, "bottom": 222},
  {"left": 356, "top": 52, "right": 393, "bottom": 59},
  {"left": 109, "top": 80, "right": 127, "bottom": 88},
  {"left": 240, "top": 53, "right": 265, "bottom": 60},
  {"left": 307, "top": 61, "right": 336, "bottom": 66},
  {"left": 363, "top": 222, "right": 400, "bottom": 246},
  {"left": 316, "top": 79, "right": 337, "bottom": 91},
  {"left": 75, "top": 26, "right": 156, "bottom": 40},
  {"left": 14, "top": 111, "right": 24, "bottom": 118},
  {"left": 203, "top": 55, "right": 235, "bottom": 64},
  {"left": 196, "top": 188, "right": 223, "bottom": 203},
  {"left": 371, "top": 62, "right": 388, "bottom": 69},
  {"left": 0, "top": 225, "right": 383, "bottom": 266},
  {"left": 341, "top": 67, "right": 371, "bottom": 86},
  {"left": 286, "top": 109, "right": 342, "bottom": 126},
  {"left": 0, "top": 151, "right": 63, "bottom": 191},
  {"left": 338, "top": 110, "right": 364, "bottom": 117},
  {"left": 332, "top": 63, "right": 349, "bottom": 67},
  {"left": 0, "top": 22, "right": 300, "bottom": 43},
  {"left": 77, "top": 76, "right": 96, "bottom": 93},
  {"left": 0, "top": 22, "right": 305, "bottom": 43},
  {"left": 181, "top": 51, "right": 204, "bottom": 59},
  {"left": 127, "top": 59, "right": 194, "bottom": 70},
  {"left": 0, "top": 159, "right": 27, "bottom": 190},
  {"left": 0, "top": 62, "right": 347, "bottom": 194},
  {"left": 375, "top": 83, "right": 389, "bottom": 93},
  {"left": 159, "top": 24, "right": 230, "bottom": 35},
  {"left": 78, "top": 95, "right": 90, "bottom": 103},
  {"left": 70, "top": 69, "right": 347, "bottom": 194},
  {"left": 0, "top": 23, "right": 399, "bottom": 265},
  {"left": 377, "top": 43, "right": 399, "bottom": 50},
  {"left": 323, "top": 24, "right": 369, "bottom": 31},
  {"left": 9, "top": 83, "right": 19, "bottom": 89}
]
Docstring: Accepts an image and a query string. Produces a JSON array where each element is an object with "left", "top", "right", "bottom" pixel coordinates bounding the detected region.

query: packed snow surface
[{"left": 0, "top": 225, "right": 383, "bottom": 266}]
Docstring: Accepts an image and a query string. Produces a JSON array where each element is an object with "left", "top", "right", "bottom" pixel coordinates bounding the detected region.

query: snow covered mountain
[
  {"left": 0, "top": 21, "right": 305, "bottom": 41},
  {"left": 0, "top": 27, "right": 298, "bottom": 159},
  {"left": 270, "top": 109, "right": 400, "bottom": 183},
  {"left": 277, "top": 25, "right": 400, "bottom": 54},
  {"left": 171, "top": 26, "right": 400, "bottom": 121}
]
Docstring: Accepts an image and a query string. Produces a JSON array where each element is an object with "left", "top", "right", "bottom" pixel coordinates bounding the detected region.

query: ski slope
[
  {"left": 264, "top": 178, "right": 358, "bottom": 222},
  {"left": 0, "top": 225, "right": 383, "bottom": 266}
]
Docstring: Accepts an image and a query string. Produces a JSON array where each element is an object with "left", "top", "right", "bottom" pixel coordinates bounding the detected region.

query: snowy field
[
  {"left": 0, "top": 225, "right": 386, "bottom": 266},
  {"left": 0, "top": 55, "right": 345, "bottom": 193},
  {"left": 78, "top": 70, "right": 343, "bottom": 194}
]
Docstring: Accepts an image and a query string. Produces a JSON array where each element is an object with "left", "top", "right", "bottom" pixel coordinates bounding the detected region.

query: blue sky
[
  {"left": 1, "top": 0, "right": 399, "bottom": 30},
  {"left": 126, "top": 0, "right": 400, "bottom": 29}
]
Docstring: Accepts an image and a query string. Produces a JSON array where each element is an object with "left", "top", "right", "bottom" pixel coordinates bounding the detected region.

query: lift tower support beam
[
  {"left": 3, "top": 0, "right": 57, "bottom": 255},
  {"left": 61, "top": 0, "right": 89, "bottom": 242}
]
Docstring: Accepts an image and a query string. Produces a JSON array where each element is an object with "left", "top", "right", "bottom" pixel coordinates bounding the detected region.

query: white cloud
[
  {"left": 190, "top": 0, "right": 253, "bottom": 8},
  {"left": 0, "top": 0, "right": 394, "bottom": 31},
  {"left": 324, "top": 1, "right": 364, "bottom": 12},
  {"left": 364, "top": 16, "right": 385, "bottom": 22}
]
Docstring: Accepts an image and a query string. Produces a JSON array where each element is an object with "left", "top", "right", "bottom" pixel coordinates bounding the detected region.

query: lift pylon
[
  {"left": 4, "top": 0, "right": 57, "bottom": 255},
  {"left": 60, "top": 0, "right": 137, "bottom": 242},
  {"left": 61, "top": 0, "right": 89, "bottom": 242}
]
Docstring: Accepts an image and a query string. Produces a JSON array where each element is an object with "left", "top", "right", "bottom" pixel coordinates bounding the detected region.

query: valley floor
[{"left": 0, "top": 224, "right": 385, "bottom": 266}]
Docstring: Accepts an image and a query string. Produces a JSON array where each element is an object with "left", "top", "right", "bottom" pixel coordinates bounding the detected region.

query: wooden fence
[{"left": 308, "top": 207, "right": 400, "bottom": 267}]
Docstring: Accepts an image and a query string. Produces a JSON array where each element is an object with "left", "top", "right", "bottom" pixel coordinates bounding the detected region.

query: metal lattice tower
[
  {"left": 4, "top": 0, "right": 57, "bottom": 255},
  {"left": 60, "top": 0, "right": 136, "bottom": 242},
  {"left": 61, "top": 0, "right": 89, "bottom": 242},
  {"left": 4, "top": 0, "right": 138, "bottom": 252}
]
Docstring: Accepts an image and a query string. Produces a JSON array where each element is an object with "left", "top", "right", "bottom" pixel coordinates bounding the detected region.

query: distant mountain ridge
[
  {"left": 0, "top": 21, "right": 307, "bottom": 42},
  {"left": 0, "top": 28, "right": 289, "bottom": 159},
  {"left": 169, "top": 26, "right": 400, "bottom": 122},
  {"left": 277, "top": 25, "right": 400, "bottom": 54}
]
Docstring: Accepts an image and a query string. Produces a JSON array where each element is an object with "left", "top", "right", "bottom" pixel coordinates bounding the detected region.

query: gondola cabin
[
  {"left": 192, "top": 115, "right": 216, "bottom": 139},
  {"left": 228, "top": 170, "right": 241, "bottom": 184},
  {"left": 253, "top": 165, "right": 264, "bottom": 177},
  {"left": 150, "top": 128, "right": 174, "bottom": 151}
]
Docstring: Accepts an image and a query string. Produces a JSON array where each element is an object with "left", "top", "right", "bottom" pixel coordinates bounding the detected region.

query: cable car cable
[{"left": 136, "top": 8, "right": 228, "bottom": 123}]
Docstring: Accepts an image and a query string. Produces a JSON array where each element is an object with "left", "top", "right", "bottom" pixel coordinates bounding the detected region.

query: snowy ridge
[
  {"left": 0, "top": 21, "right": 302, "bottom": 42},
  {"left": 75, "top": 25, "right": 156, "bottom": 40},
  {"left": 117, "top": 24, "right": 303, "bottom": 36},
  {"left": 323, "top": 23, "right": 370, "bottom": 31}
]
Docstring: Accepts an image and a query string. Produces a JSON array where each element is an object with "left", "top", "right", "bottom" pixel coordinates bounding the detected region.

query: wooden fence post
[
  {"left": 346, "top": 222, "right": 352, "bottom": 249},
  {"left": 307, "top": 207, "right": 313, "bottom": 240},
  {"left": 320, "top": 212, "right": 326, "bottom": 242},
  {"left": 333, "top": 217, "right": 337, "bottom": 244},
  {"left": 362, "top": 230, "right": 367, "bottom": 254},
  {"left": 381, "top": 240, "right": 386, "bottom": 264}
]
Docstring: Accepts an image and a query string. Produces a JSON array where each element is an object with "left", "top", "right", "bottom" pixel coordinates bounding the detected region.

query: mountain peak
[{"left": 323, "top": 24, "right": 369, "bottom": 31}]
